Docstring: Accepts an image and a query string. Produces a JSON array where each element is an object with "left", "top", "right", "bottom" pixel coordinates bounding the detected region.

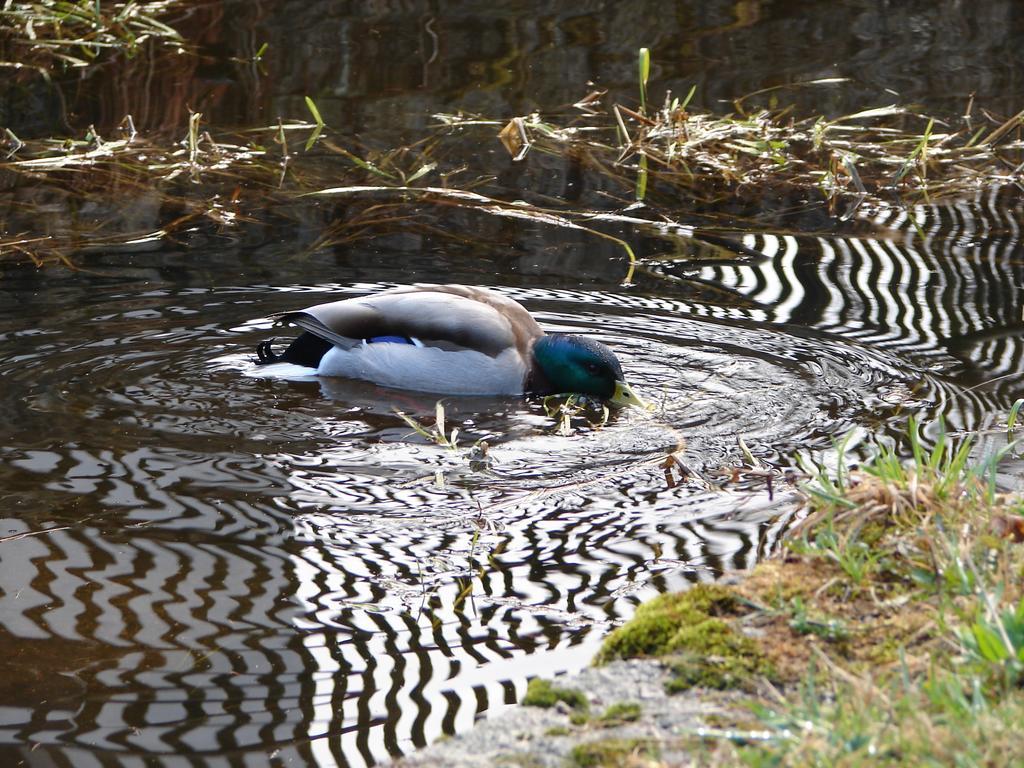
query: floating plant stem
[
  {"left": 635, "top": 153, "right": 648, "bottom": 202},
  {"left": 395, "top": 402, "right": 459, "bottom": 449},
  {"left": 309, "top": 184, "right": 639, "bottom": 283},
  {"left": 304, "top": 96, "right": 325, "bottom": 150},
  {"left": 187, "top": 111, "right": 201, "bottom": 165}
]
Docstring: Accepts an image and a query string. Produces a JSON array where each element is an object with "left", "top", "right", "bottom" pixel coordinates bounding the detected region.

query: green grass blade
[
  {"left": 679, "top": 84, "right": 697, "bottom": 111},
  {"left": 404, "top": 162, "right": 437, "bottom": 184},
  {"left": 1008, "top": 399, "right": 1024, "bottom": 436},
  {"left": 304, "top": 96, "right": 325, "bottom": 128},
  {"left": 635, "top": 153, "right": 648, "bottom": 202},
  {"left": 638, "top": 47, "right": 650, "bottom": 113}
]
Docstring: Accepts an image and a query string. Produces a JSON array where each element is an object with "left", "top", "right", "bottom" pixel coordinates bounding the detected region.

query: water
[
  {"left": 0, "top": 270, "right": 806, "bottom": 767},
  {"left": 3, "top": 189, "right": 1022, "bottom": 765},
  {"left": 2, "top": 2, "right": 1024, "bottom": 766}
]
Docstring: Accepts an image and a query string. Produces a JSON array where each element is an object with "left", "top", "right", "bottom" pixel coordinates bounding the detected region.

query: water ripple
[{"left": 1, "top": 188, "right": 1022, "bottom": 765}]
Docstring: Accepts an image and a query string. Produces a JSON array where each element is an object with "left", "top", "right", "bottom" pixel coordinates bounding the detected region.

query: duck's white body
[
  {"left": 259, "top": 285, "right": 546, "bottom": 395},
  {"left": 316, "top": 341, "right": 529, "bottom": 395}
]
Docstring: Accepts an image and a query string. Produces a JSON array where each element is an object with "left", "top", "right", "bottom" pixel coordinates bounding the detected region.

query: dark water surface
[{"left": 2, "top": 2, "right": 1024, "bottom": 766}]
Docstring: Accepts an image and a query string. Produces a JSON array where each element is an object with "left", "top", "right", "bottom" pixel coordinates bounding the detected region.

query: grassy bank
[{"left": 544, "top": 418, "right": 1024, "bottom": 766}]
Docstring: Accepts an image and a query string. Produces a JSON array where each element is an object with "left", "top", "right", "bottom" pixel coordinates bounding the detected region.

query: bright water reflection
[
  {"left": 2, "top": 184, "right": 1023, "bottom": 765},
  {"left": 2, "top": 1, "right": 1024, "bottom": 765},
  {"left": 1, "top": 276, "right": 807, "bottom": 767}
]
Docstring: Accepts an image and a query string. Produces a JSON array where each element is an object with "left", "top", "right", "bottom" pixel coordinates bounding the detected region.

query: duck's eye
[{"left": 585, "top": 362, "right": 601, "bottom": 375}]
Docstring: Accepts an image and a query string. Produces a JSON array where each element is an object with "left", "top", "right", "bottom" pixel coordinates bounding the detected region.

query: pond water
[{"left": 2, "top": 2, "right": 1024, "bottom": 766}]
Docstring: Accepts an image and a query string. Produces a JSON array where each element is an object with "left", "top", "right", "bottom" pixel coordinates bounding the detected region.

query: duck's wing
[{"left": 277, "top": 285, "right": 544, "bottom": 358}]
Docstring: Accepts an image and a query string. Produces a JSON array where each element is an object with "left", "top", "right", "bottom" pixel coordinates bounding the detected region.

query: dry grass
[
  {"left": 0, "top": 0, "right": 188, "bottom": 70},
  {"left": 4, "top": 64, "right": 1022, "bottom": 278},
  {"left": 454, "top": 84, "right": 1024, "bottom": 213}
]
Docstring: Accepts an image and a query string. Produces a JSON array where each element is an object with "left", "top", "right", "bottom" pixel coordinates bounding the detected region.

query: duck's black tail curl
[
  {"left": 255, "top": 332, "right": 332, "bottom": 367},
  {"left": 255, "top": 340, "right": 281, "bottom": 364}
]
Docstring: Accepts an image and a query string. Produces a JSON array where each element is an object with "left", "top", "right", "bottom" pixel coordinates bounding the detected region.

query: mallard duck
[{"left": 255, "top": 284, "right": 645, "bottom": 407}]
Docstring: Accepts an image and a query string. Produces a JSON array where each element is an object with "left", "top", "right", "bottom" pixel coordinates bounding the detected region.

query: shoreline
[{"left": 391, "top": 657, "right": 736, "bottom": 767}]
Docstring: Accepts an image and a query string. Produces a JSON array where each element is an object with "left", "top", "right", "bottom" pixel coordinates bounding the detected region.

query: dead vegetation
[{"left": 2, "top": 44, "right": 1022, "bottom": 275}]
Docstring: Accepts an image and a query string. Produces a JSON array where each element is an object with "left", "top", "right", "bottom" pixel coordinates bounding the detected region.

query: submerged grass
[
  {"left": 0, "top": 103, "right": 654, "bottom": 275},
  {"left": 0, "top": 113, "right": 463, "bottom": 267},
  {"left": 582, "top": 415, "right": 1024, "bottom": 766}
]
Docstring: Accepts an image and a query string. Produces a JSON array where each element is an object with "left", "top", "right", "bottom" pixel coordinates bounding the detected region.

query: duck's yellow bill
[{"left": 610, "top": 380, "right": 652, "bottom": 410}]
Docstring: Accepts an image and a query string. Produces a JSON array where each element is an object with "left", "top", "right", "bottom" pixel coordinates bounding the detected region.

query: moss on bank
[
  {"left": 598, "top": 702, "right": 642, "bottom": 725},
  {"left": 522, "top": 678, "right": 589, "bottom": 713},
  {"left": 569, "top": 737, "right": 659, "bottom": 768},
  {"left": 596, "top": 584, "right": 771, "bottom": 691}
]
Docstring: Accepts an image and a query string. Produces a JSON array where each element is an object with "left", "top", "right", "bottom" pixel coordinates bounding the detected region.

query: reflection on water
[
  {"left": 1, "top": 277, "right": 808, "bottom": 766},
  {"left": 7, "top": 0, "right": 1023, "bottom": 138},
  {"left": 2, "top": 1, "right": 1024, "bottom": 765},
  {"left": 652, "top": 186, "right": 1024, "bottom": 443},
  {"left": 2, "top": 185, "right": 1023, "bottom": 765}
]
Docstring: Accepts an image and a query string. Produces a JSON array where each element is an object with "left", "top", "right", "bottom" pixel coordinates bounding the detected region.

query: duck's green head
[{"left": 533, "top": 334, "right": 647, "bottom": 408}]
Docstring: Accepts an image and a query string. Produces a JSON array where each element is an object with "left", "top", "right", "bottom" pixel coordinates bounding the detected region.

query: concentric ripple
[{"left": 0, "top": 251, "right": 1013, "bottom": 767}]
